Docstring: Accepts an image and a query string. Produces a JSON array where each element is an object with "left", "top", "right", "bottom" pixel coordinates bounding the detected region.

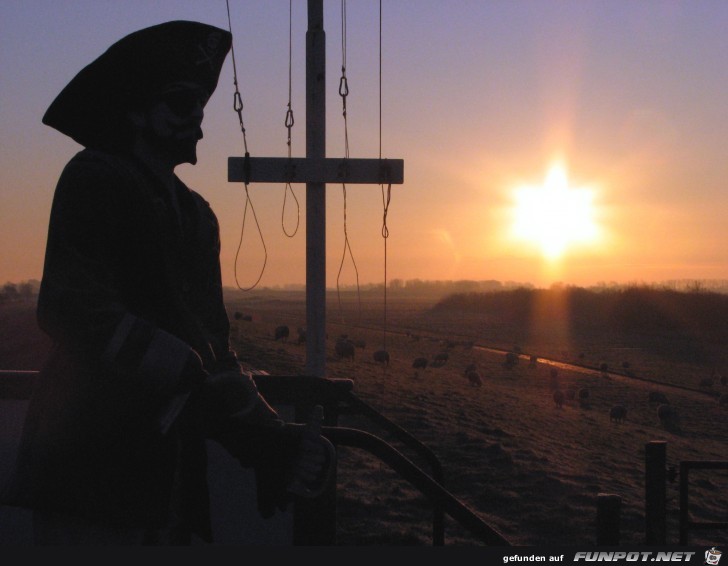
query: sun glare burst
[{"left": 510, "top": 163, "right": 599, "bottom": 260}]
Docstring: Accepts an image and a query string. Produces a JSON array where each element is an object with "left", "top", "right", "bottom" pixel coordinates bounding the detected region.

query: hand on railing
[{"left": 287, "top": 405, "right": 336, "bottom": 499}]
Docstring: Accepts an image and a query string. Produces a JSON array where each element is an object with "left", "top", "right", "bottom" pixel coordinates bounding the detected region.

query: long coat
[{"left": 10, "top": 149, "right": 282, "bottom": 541}]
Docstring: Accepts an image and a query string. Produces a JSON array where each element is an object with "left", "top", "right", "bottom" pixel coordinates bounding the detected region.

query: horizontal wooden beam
[{"left": 228, "top": 157, "right": 404, "bottom": 185}]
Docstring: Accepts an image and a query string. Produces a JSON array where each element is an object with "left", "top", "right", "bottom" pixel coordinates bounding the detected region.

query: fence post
[
  {"left": 597, "top": 493, "right": 621, "bottom": 545},
  {"left": 645, "top": 440, "right": 667, "bottom": 544}
]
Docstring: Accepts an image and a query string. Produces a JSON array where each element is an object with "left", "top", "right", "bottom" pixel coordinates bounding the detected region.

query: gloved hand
[
  {"left": 199, "top": 369, "right": 284, "bottom": 432},
  {"left": 286, "top": 407, "right": 334, "bottom": 498},
  {"left": 253, "top": 420, "right": 335, "bottom": 519}
]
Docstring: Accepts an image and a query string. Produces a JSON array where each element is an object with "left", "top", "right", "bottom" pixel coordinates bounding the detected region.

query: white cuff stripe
[
  {"left": 103, "top": 313, "right": 136, "bottom": 364},
  {"left": 139, "top": 330, "right": 191, "bottom": 394}
]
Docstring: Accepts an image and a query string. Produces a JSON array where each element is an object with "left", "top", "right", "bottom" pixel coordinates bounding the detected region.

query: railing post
[
  {"left": 645, "top": 440, "right": 667, "bottom": 544},
  {"left": 596, "top": 493, "right": 621, "bottom": 545},
  {"left": 677, "top": 460, "right": 728, "bottom": 545},
  {"left": 292, "top": 401, "right": 337, "bottom": 546}
]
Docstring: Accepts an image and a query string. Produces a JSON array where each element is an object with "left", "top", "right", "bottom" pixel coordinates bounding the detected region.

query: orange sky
[{"left": 2, "top": 1, "right": 728, "bottom": 290}]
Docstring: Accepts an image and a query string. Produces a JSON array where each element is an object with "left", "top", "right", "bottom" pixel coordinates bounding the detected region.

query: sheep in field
[
  {"left": 610, "top": 405, "right": 627, "bottom": 423},
  {"left": 504, "top": 351, "right": 519, "bottom": 369},
  {"left": 648, "top": 391, "right": 669, "bottom": 404},
  {"left": 335, "top": 338, "right": 355, "bottom": 360},
  {"left": 412, "top": 357, "right": 428, "bottom": 370},
  {"left": 466, "top": 370, "right": 483, "bottom": 387},
  {"left": 373, "top": 350, "right": 390, "bottom": 366},
  {"left": 432, "top": 352, "right": 449, "bottom": 367},
  {"left": 274, "top": 325, "right": 290, "bottom": 341},
  {"left": 657, "top": 404, "right": 679, "bottom": 431}
]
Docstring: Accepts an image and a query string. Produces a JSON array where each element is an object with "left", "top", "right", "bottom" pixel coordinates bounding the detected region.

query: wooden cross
[{"left": 228, "top": 1, "right": 404, "bottom": 379}]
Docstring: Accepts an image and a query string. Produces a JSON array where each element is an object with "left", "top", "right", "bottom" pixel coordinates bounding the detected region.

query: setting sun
[{"left": 510, "top": 163, "right": 600, "bottom": 260}]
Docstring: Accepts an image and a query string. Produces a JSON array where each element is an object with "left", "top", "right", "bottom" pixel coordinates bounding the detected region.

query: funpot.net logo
[{"left": 573, "top": 552, "right": 696, "bottom": 563}]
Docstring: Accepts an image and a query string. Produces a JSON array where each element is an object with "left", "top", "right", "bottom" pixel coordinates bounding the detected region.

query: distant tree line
[
  {"left": 230, "top": 278, "right": 728, "bottom": 296},
  {"left": 0, "top": 279, "right": 40, "bottom": 304},
  {"left": 590, "top": 279, "right": 728, "bottom": 294},
  {"left": 386, "top": 279, "right": 534, "bottom": 294},
  {"left": 433, "top": 283, "right": 728, "bottom": 363},
  {"left": 245, "top": 279, "right": 537, "bottom": 295}
]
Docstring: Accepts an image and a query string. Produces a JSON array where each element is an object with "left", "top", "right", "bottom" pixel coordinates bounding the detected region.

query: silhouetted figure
[{"left": 5, "top": 21, "right": 328, "bottom": 545}]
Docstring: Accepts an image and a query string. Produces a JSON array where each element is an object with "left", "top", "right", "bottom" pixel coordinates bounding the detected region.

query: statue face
[{"left": 136, "top": 81, "right": 210, "bottom": 166}]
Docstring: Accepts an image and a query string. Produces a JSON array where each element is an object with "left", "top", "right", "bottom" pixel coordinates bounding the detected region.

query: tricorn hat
[{"left": 43, "top": 20, "right": 232, "bottom": 149}]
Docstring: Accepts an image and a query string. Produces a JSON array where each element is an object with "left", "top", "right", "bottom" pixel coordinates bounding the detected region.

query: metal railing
[
  {"left": 338, "top": 391, "right": 446, "bottom": 545},
  {"left": 322, "top": 425, "right": 510, "bottom": 545},
  {"left": 253, "top": 374, "right": 508, "bottom": 545},
  {"left": 679, "top": 460, "right": 728, "bottom": 545},
  {"left": 0, "top": 370, "right": 511, "bottom": 546}
]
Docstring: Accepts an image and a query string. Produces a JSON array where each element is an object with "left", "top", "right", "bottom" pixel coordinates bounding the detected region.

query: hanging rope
[
  {"left": 336, "top": 0, "right": 362, "bottom": 324},
  {"left": 282, "top": 0, "right": 300, "bottom": 238},
  {"left": 226, "top": 0, "right": 268, "bottom": 291},
  {"left": 379, "top": 0, "right": 392, "bottom": 356}
]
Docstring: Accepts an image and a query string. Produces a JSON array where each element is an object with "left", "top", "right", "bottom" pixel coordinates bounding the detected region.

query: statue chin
[{"left": 167, "top": 136, "right": 199, "bottom": 167}]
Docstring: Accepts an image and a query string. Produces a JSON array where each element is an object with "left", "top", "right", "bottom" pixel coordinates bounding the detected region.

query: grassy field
[
  {"left": 2, "top": 286, "right": 727, "bottom": 546},
  {"left": 224, "top": 286, "right": 728, "bottom": 546}
]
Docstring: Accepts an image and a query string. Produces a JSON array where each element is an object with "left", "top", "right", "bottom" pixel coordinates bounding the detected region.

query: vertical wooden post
[
  {"left": 596, "top": 493, "right": 621, "bottom": 545},
  {"left": 305, "top": 0, "right": 326, "bottom": 379},
  {"left": 294, "top": 0, "right": 336, "bottom": 546},
  {"left": 645, "top": 440, "right": 667, "bottom": 544},
  {"left": 226, "top": 1, "right": 404, "bottom": 545}
]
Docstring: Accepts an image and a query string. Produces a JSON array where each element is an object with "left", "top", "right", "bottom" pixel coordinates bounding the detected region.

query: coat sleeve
[
  {"left": 192, "top": 195, "right": 240, "bottom": 374},
  {"left": 37, "top": 152, "right": 205, "bottom": 400}
]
